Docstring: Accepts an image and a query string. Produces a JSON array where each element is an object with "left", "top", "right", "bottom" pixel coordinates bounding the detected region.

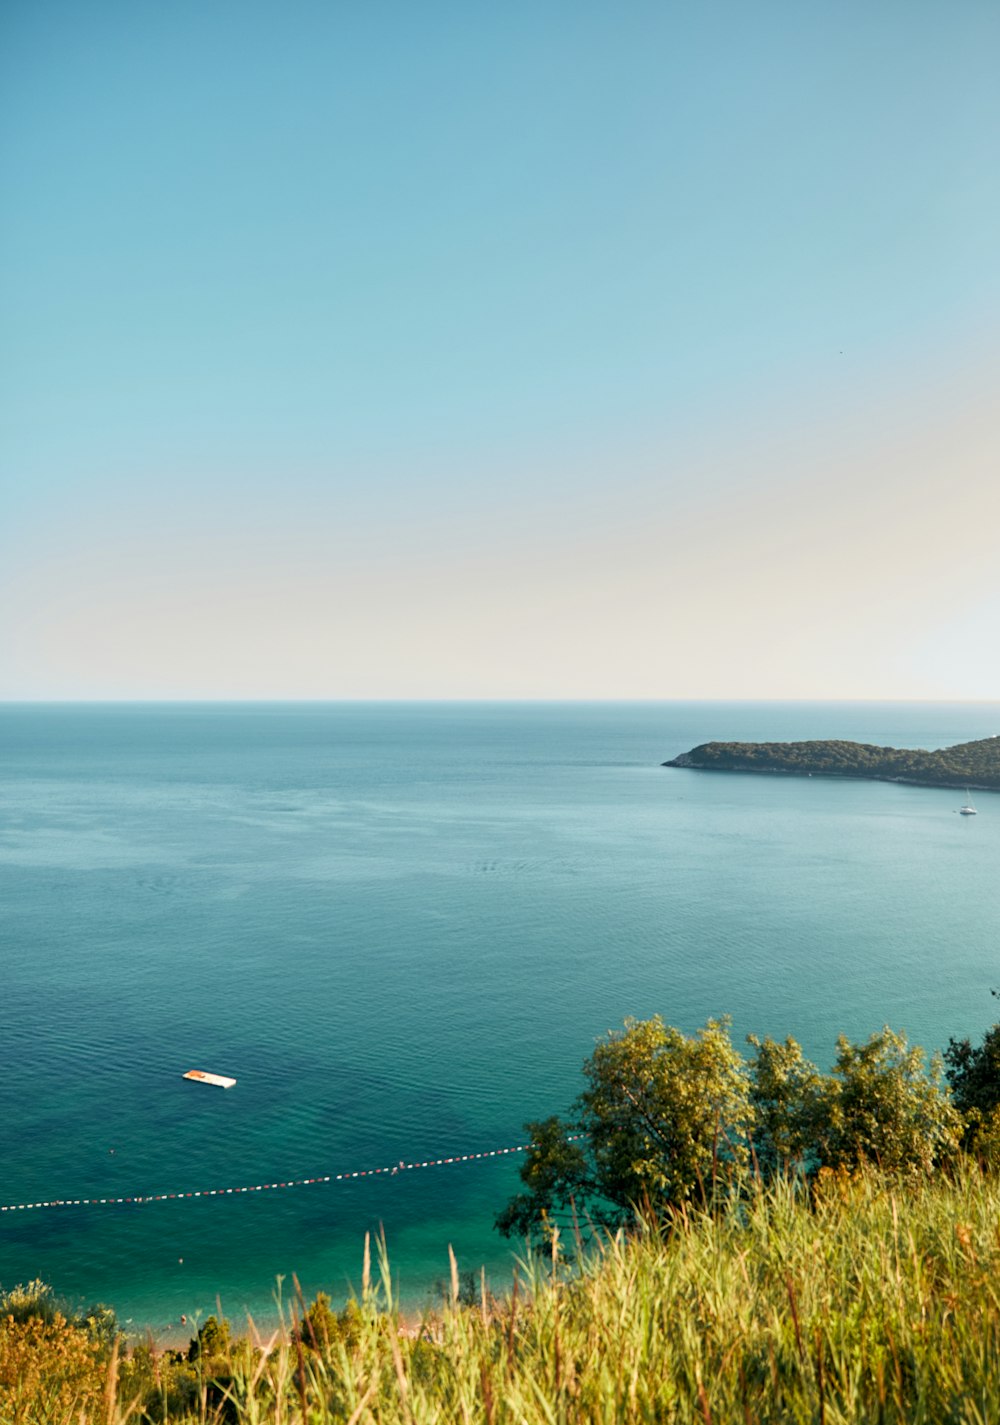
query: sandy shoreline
[{"left": 134, "top": 1304, "right": 432, "bottom": 1353}]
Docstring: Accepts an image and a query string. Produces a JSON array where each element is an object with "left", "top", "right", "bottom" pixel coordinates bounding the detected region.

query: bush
[
  {"left": 294, "top": 1292, "right": 366, "bottom": 1351},
  {"left": 825, "top": 1026, "right": 961, "bottom": 1173},
  {"left": 0, "top": 1310, "right": 106, "bottom": 1423},
  {"left": 945, "top": 1020, "right": 1000, "bottom": 1143}
]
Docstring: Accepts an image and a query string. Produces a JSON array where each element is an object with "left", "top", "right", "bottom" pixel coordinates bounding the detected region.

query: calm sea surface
[{"left": 1, "top": 701, "right": 999, "bottom": 1332}]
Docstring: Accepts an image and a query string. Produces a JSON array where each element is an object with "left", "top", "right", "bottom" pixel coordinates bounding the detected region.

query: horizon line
[{"left": 2, "top": 697, "right": 999, "bottom": 708}]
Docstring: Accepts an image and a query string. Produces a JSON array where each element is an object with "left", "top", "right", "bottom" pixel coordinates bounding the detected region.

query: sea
[{"left": 1, "top": 701, "right": 998, "bottom": 1336}]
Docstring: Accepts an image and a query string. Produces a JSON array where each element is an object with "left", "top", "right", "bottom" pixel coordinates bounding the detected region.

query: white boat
[
  {"left": 958, "top": 790, "right": 977, "bottom": 816},
  {"left": 182, "top": 1069, "right": 237, "bottom": 1088}
]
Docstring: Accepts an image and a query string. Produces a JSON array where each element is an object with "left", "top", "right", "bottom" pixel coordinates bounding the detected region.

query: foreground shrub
[{"left": 0, "top": 1312, "right": 107, "bottom": 1425}]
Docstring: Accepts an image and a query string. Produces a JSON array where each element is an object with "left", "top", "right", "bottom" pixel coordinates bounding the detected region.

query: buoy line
[{"left": 0, "top": 1135, "right": 585, "bottom": 1215}]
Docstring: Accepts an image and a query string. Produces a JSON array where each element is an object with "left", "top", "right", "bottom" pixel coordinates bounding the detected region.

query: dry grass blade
[
  {"left": 449, "top": 1245, "right": 459, "bottom": 1309},
  {"left": 345, "top": 1381, "right": 376, "bottom": 1425}
]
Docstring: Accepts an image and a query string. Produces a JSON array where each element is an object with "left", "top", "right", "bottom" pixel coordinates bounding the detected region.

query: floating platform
[{"left": 182, "top": 1069, "right": 237, "bottom": 1089}]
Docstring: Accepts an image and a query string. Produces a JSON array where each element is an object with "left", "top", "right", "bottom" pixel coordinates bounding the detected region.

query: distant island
[{"left": 663, "top": 735, "right": 1000, "bottom": 791}]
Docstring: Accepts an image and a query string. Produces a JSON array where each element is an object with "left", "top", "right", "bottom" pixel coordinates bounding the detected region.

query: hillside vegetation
[
  {"left": 664, "top": 735, "right": 1000, "bottom": 789},
  {"left": 6, "top": 1012, "right": 1000, "bottom": 1423},
  {"left": 6, "top": 1171, "right": 1000, "bottom": 1424}
]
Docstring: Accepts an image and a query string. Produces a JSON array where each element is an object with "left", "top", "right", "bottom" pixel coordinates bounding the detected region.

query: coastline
[
  {"left": 664, "top": 733, "right": 1000, "bottom": 792},
  {"left": 664, "top": 763, "right": 997, "bottom": 794},
  {"left": 6, "top": 703, "right": 1000, "bottom": 1345},
  {"left": 125, "top": 1298, "right": 431, "bottom": 1353}
]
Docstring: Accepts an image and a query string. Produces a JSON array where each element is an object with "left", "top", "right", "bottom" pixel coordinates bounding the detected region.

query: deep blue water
[{"left": 1, "top": 701, "right": 998, "bottom": 1334}]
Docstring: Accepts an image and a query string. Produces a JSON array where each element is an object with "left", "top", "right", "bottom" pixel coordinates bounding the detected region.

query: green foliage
[
  {"left": 0, "top": 1280, "right": 119, "bottom": 1347},
  {"left": 294, "top": 1289, "right": 337, "bottom": 1351},
  {"left": 497, "top": 1017, "right": 752, "bottom": 1244},
  {"left": 119, "top": 1342, "right": 200, "bottom": 1423},
  {"left": 747, "top": 1033, "right": 829, "bottom": 1171},
  {"left": 186, "top": 1311, "right": 231, "bottom": 1363},
  {"left": 945, "top": 1020, "right": 1000, "bottom": 1150},
  {"left": 581, "top": 1015, "right": 752, "bottom": 1210},
  {"left": 77, "top": 1303, "right": 120, "bottom": 1350},
  {"left": 969, "top": 1104, "right": 1000, "bottom": 1166},
  {"left": 824, "top": 1026, "right": 961, "bottom": 1173},
  {"left": 667, "top": 734, "right": 1000, "bottom": 788},
  {"left": 0, "top": 1280, "right": 60, "bottom": 1326},
  {"left": 494, "top": 1115, "right": 594, "bottom": 1242},
  {"left": 294, "top": 1291, "right": 367, "bottom": 1351},
  {"left": 501, "top": 1018, "right": 965, "bottom": 1244}
]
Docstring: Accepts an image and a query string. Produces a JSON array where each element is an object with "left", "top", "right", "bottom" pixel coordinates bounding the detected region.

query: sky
[{"left": 2, "top": 0, "right": 998, "bottom": 700}]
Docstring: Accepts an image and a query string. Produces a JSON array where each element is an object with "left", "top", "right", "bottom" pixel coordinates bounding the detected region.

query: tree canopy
[
  {"left": 498, "top": 1017, "right": 966, "bottom": 1247},
  {"left": 945, "top": 1011, "right": 1000, "bottom": 1152}
]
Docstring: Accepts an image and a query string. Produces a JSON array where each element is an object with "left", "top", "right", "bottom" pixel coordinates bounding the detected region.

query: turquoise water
[{"left": 1, "top": 701, "right": 999, "bottom": 1334}]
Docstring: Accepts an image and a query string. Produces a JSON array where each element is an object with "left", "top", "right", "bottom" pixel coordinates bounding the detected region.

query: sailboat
[{"left": 958, "top": 790, "right": 978, "bottom": 816}]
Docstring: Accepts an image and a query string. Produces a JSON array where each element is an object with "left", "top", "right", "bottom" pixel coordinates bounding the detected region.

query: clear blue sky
[{"left": 3, "top": 1, "right": 998, "bottom": 698}]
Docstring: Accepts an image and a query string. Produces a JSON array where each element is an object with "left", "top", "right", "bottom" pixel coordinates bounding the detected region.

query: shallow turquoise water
[{"left": 1, "top": 701, "right": 998, "bottom": 1333}]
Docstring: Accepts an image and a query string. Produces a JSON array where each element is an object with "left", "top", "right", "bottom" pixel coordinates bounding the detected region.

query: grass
[{"left": 5, "top": 1164, "right": 1000, "bottom": 1423}]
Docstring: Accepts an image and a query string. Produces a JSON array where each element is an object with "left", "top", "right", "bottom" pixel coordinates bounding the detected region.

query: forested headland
[{"left": 664, "top": 734, "right": 1000, "bottom": 789}]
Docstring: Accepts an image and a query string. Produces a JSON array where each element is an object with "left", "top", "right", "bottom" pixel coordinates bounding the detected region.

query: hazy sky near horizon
[{"left": 2, "top": 1, "right": 998, "bottom": 700}]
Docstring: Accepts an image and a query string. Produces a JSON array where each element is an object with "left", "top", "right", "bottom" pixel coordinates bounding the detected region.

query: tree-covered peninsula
[{"left": 664, "top": 734, "right": 1000, "bottom": 790}]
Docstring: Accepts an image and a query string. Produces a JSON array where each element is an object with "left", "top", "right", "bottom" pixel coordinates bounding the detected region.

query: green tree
[
  {"left": 746, "top": 1034, "right": 831, "bottom": 1173},
  {"left": 824, "top": 1027, "right": 961, "bottom": 1173},
  {"left": 187, "top": 1313, "right": 231, "bottom": 1363},
  {"left": 497, "top": 1017, "right": 752, "bottom": 1245},
  {"left": 294, "top": 1292, "right": 367, "bottom": 1352},
  {"left": 944, "top": 1016, "right": 1000, "bottom": 1150},
  {"left": 296, "top": 1291, "right": 338, "bottom": 1351},
  {"left": 582, "top": 1016, "right": 751, "bottom": 1210},
  {"left": 494, "top": 1116, "right": 594, "bottom": 1242}
]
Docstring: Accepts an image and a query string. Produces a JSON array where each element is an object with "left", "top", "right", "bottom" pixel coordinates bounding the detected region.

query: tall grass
[{"left": 5, "top": 1164, "right": 1000, "bottom": 1423}]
